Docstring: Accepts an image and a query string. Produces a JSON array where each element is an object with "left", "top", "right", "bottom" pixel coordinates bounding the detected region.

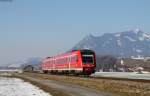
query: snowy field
[
  {"left": 0, "top": 77, "right": 52, "bottom": 96},
  {"left": 92, "top": 72, "right": 150, "bottom": 80}
]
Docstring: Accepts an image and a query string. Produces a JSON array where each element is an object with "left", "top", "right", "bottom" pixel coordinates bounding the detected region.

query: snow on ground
[
  {"left": 92, "top": 72, "right": 150, "bottom": 80},
  {"left": 0, "top": 77, "right": 52, "bottom": 96}
]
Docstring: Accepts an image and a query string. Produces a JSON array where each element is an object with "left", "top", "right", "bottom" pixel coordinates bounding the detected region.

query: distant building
[
  {"left": 131, "top": 56, "right": 150, "bottom": 61},
  {"left": 131, "top": 55, "right": 144, "bottom": 60},
  {"left": 144, "top": 57, "right": 150, "bottom": 61},
  {"left": 23, "top": 65, "right": 34, "bottom": 72}
]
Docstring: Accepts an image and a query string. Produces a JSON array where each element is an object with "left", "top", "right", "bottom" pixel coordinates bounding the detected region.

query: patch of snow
[
  {"left": 114, "top": 33, "right": 121, "bottom": 37},
  {"left": 142, "top": 33, "right": 150, "bottom": 40},
  {"left": 8, "top": 59, "right": 28, "bottom": 68},
  {"left": 133, "top": 28, "right": 140, "bottom": 34},
  {"left": 93, "top": 72, "right": 150, "bottom": 80},
  {"left": 135, "top": 31, "right": 150, "bottom": 41},
  {"left": 132, "top": 48, "right": 142, "bottom": 53},
  {"left": 0, "top": 77, "right": 51, "bottom": 96},
  {"left": 136, "top": 49, "right": 142, "bottom": 53},
  {"left": 117, "top": 39, "right": 122, "bottom": 47},
  {"left": 139, "top": 37, "right": 144, "bottom": 41},
  {"left": 125, "top": 36, "right": 136, "bottom": 42},
  {"left": 8, "top": 63, "right": 22, "bottom": 68},
  {"left": 131, "top": 56, "right": 144, "bottom": 60}
]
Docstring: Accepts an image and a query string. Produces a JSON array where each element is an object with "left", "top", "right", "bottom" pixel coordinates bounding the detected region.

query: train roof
[
  {"left": 44, "top": 49, "right": 95, "bottom": 60},
  {"left": 68, "top": 49, "right": 94, "bottom": 53}
]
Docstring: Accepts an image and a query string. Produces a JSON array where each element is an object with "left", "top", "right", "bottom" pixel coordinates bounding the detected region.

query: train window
[
  {"left": 76, "top": 56, "right": 78, "bottom": 62},
  {"left": 66, "top": 58, "right": 68, "bottom": 64},
  {"left": 82, "top": 54, "right": 94, "bottom": 64},
  {"left": 71, "top": 55, "right": 78, "bottom": 63}
]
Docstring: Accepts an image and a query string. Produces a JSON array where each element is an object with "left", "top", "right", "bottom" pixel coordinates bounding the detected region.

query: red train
[{"left": 42, "top": 50, "right": 96, "bottom": 75}]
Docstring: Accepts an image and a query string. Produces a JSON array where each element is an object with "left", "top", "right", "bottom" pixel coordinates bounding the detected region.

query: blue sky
[{"left": 0, "top": 0, "right": 150, "bottom": 66}]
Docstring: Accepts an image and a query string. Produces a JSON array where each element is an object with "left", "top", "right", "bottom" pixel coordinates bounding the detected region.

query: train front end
[{"left": 80, "top": 50, "right": 96, "bottom": 75}]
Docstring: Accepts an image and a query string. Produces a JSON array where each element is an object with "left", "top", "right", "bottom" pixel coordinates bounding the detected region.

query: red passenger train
[{"left": 42, "top": 50, "right": 96, "bottom": 75}]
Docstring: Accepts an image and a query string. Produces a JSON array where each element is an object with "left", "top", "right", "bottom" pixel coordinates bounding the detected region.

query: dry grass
[{"left": 14, "top": 73, "right": 150, "bottom": 96}]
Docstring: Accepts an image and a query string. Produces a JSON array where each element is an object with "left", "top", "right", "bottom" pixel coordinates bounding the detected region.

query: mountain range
[
  {"left": 6, "top": 57, "right": 42, "bottom": 69},
  {"left": 72, "top": 29, "right": 150, "bottom": 57},
  {"left": 7, "top": 29, "right": 150, "bottom": 68}
]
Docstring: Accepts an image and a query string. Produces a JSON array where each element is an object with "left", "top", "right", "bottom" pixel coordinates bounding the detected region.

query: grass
[
  {"left": 19, "top": 72, "right": 150, "bottom": 96},
  {"left": 3, "top": 72, "right": 149, "bottom": 96}
]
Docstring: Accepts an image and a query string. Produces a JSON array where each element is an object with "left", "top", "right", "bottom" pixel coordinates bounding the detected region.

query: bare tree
[{"left": 96, "top": 55, "right": 117, "bottom": 71}]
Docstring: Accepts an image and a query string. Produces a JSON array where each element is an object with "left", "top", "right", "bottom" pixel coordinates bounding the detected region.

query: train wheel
[{"left": 43, "top": 70, "right": 48, "bottom": 74}]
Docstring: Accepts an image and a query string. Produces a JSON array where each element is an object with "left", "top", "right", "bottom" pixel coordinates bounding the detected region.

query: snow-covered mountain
[
  {"left": 72, "top": 29, "right": 150, "bottom": 57},
  {"left": 7, "top": 57, "right": 42, "bottom": 69}
]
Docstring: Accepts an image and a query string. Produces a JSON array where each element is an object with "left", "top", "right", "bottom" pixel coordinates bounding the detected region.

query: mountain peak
[
  {"left": 134, "top": 28, "right": 140, "bottom": 32},
  {"left": 87, "top": 33, "right": 94, "bottom": 37},
  {"left": 83, "top": 34, "right": 94, "bottom": 41},
  {"left": 132, "top": 28, "right": 143, "bottom": 34}
]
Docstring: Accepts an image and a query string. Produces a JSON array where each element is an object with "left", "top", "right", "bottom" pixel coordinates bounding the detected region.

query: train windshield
[{"left": 82, "top": 54, "right": 94, "bottom": 64}]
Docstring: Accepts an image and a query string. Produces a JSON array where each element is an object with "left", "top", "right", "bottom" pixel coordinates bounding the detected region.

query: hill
[{"left": 72, "top": 29, "right": 150, "bottom": 57}]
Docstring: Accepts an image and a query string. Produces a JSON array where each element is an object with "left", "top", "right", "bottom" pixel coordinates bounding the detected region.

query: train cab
[{"left": 80, "top": 50, "right": 96, "bottom": 75}]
